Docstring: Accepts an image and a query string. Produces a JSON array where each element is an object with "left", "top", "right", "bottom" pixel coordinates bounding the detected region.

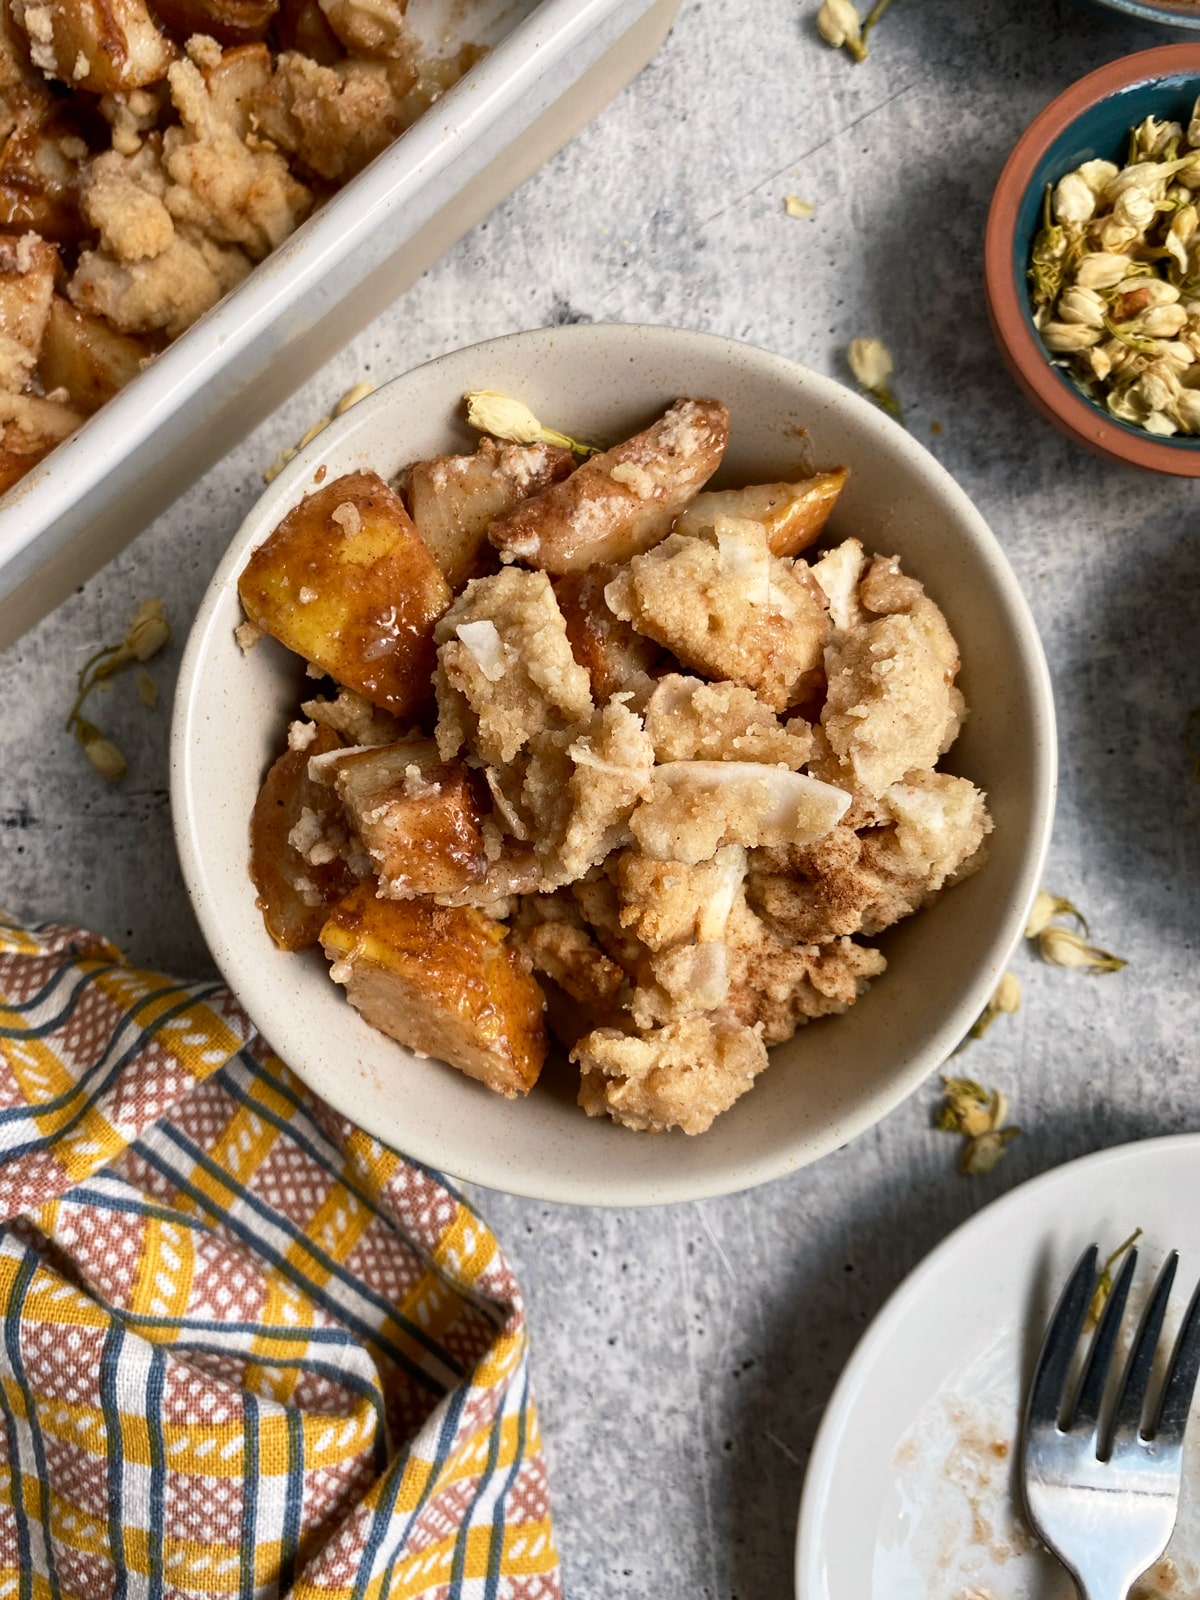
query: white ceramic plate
[
  {"left": 796, "top": 1134, "right": 1200, "bottom": 1599},
  {"left": 172, "top": 323, "right": 1056, "bottom": 1207}
]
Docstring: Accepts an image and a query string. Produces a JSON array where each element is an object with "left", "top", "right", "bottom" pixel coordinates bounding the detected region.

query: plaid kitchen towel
[{"left": 0, "top": 911, "right": 561, "bottom": 1600}]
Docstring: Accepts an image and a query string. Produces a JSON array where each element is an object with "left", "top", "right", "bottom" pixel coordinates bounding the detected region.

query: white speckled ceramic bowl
[{"left": 171, "top": 324, "right": 1056, "bottom": 1206}]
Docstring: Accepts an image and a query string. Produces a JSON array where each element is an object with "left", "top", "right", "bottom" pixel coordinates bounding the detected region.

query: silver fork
[{"left": 1021, "top": 1244, "right": 1200, "bottom": 1600}]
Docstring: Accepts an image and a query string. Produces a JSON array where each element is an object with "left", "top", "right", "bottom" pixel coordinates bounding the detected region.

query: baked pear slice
[
  {"left": 238, "top": 471, "right": 452, "bottom": 718},
  {"left": 674, "top": 468, "right": 848, "bottom": 558},
  {"left": 250, "top": 726, "right": 358, "bottom": 951},
  {"left": 403, "top": 436, "right": 574, "bottom": 591},
  {"left": 320, "top": 885, "right": 547, "bottom": 1097},
  {"left": 311, "top": 738, "right": 487, "bottom": 898},
  {"left": 487, "top": 398, "right": 729, "bottom": 573}
]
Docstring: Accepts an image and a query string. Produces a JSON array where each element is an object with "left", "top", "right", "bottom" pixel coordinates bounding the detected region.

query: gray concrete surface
[{"left": 3, "top": 0, "right": 1200, "bottom": 1594}]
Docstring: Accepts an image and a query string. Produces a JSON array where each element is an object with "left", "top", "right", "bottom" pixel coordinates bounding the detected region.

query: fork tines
[{"left": 1027, "top": 1244, "right": 1200, "bottom": 1460}]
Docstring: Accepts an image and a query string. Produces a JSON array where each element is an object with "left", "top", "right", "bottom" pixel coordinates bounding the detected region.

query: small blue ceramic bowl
[{"left": 985, "top": 45, "right": 1200, "bottom": 474}]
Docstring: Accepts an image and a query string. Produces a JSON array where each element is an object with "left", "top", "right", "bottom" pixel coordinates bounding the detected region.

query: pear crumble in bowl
[{"left": 172, "top": 324, "right": 1055, "bottom": 1206}]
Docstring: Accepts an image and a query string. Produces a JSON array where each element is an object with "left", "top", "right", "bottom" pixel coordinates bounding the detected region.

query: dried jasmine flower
[
  {"left": 1024, "top": 889, "right": 1087, "bottom": 938},
  {"left": 816, "top": 0, "right": 894, "bottom": 63},
  {"left": 784, "top": 194, "right": 816, "bottom": 220},
  {"left": 1028, "top": 101, "right": 1200, "bottom": 437},
  {"left": 847, "top": 336, "right": 904, "bottom": 423},
  {"left": 263, "top": 382, "right": 377, "bottom": 483},
  {"left": 1088, "top": 1229, "right": 1143, "bottom": 1328},
  {"left": 124, "top": 598, "right": 171, "bottom": 662},
  {"left": 78, "top": 725, "right": 127, "bottom": 782},
  {"left": 463, "top": 390, "right": 598, "bottom": 457},
  {"left": 935, "top": 1076, "right": 1021, "bottom": 1174},
  {"left": 1024, "top": 888, "right": 1125, "bottom": 971},
  {"left": 955, "top": 970, "right": 1022, "bottom": 1052},
  {"left": 816, "top": 0, "right": 862, "bottom": 53},
  {"left": 1037, "top": 925, "right": 1127, "bottom": 973},
  {"left": 65, "top": 597, "right": 172, "bottom": 782},
  {"left": 136, "top": 670, "right": 158, "bottom": 708}
]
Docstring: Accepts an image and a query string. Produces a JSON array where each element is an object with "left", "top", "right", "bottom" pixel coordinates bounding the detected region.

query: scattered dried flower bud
[
  {"left": 1025, "top": 889, "right": 1086, "bottom": 938},
  {"left": 136, "top": 670, "right": 158, "bottom": 708},
  {"left": 81, "top": 731, "right": 126, "bottom": 782},
  {"left": 848, "top": 336, "right": 893, "bottom": 390},
  {"left": 935, "top": 1075, "right": 1020, "bottom": 1175},
  {"left": 1037, "top": 925, "right": 1126, "bottom": 973},
  {"left": 936, "top": 1076, "right": 994, "bottom": 1138},
  {"left": 992, "top": 971, "right": 1022, "bottom": 1014},
  {"left": 847, "top": 337, "right": 904, "bottom": 423},
  {"left": 263, "top": 382, "right": 376, "bottom": 483},
  {"left": 956, "top": 970, "right": 1022, "bottom": 1051},
  {"left": 961, "top": 1127, "right": 1019, "bottom": 1175},
  {"left": 123, "top": 597, "right": 170, "bottom": 662},
  {"left": 816, "top": 0, "right": 862, "bottom": 50},
  {"left": 464, "top": 390, "right": 598, "bottom": 457},
  {"left": 784, "top": 194, "right": 816, "bottom": 220}
]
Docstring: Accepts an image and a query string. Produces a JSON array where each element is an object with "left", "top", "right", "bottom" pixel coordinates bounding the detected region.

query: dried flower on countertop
[
  {"left": 1088, "top": 1228, "right": 1143, "bottom": 1328},
  {"left": 263, "top": 384, "right": 377, "bottom": 484},
  {"left": 65, "top": 597, "right": 172, "bottom": 782},
  {"left": 936, "top": 1076, "right": 1021, "bottom": 1174},
  {"left": 785, "top": 195, "right": 816, "bottom": 220},
  {"left": 77, "top": 724, "right": 127, "bottom": 783},
  {"left": 1024, "top": 888, "right": 1125, "bottom": 973},
  {"left": 1037, "top": 926, "right": 1127, "bottom": 973},
  {"left": 136, "top": 671, "right": 158, "bottom": 709},
  {"left": 816, "top": 0, "right": 863, "bottom": 54},
  {"left": 955, "top": 970, "right": 1022, "bottom": 1053},
  {"left": 463, "top": 390, "right": 599, "bottom": 457},
  {"left": 816, "top": 0, "right": 894, "bottom": 63},
  {"left": 124, "top": 599, "right": 171, "bottom": 663},
  {"left": 1025, "top": 889, "right": 1087, "bottom": 938},
  {"left": 1028, "top": 102, "right": 1200, "bottom": 437},
  {"left": 848, "top": 337, "right": 905, "bottom": 424}
]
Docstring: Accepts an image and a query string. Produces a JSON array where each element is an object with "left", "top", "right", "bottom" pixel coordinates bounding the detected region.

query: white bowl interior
[{"left": 171, "top": 324, "right": 1056, "bottom": 1206}]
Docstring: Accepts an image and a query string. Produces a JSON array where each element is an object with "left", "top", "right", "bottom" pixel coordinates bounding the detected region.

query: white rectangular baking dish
[{"left": 0, "top": 0, "right": 679, "bottom": 650}]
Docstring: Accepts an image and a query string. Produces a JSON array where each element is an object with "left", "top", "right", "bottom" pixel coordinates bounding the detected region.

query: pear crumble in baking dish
[
  {"left": 0, "top": 0, "right": 478, "bottom": 490},
  {"left": 238, "top": 397, "right": 992, "bottom": 1135}
]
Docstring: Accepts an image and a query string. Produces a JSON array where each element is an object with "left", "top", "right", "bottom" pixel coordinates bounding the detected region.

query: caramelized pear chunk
[
  {"left": 404, "top": 436, "right": 574, "bottom": 591},
  {"left": 147, "top": 0, "right": 277, "bottom": 44},
  {"left": 320, "top": 885, "right": 547, "bottom": 1097},
  {"left": 250, "top": 725, "right": 358, "bottom": 950},
  {"left": 553, "top": 565, "right": 661, "bottom": 700},
  {"left": 314, "top": 738, "right": 487, "bottom": 898},
  {"left": 674, "top": 468, "right": 848, "bottom": 558},
  {"left": 488, "top": 397, "right": 729, "bottom": 574},
  {"left": 40, "top": 295, "right": 154, "bottom": 412},
  {"left": 238, "top": 470, "right": 452, "bottom": 718}
]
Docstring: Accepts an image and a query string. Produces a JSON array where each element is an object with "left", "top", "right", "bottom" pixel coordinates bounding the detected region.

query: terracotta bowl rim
[
  {"left": 1086, "top": 0, "right": 1200, "bottom": 27},
  {"left": 984, "top": 43, "right": 1200, "bottom": 477}
]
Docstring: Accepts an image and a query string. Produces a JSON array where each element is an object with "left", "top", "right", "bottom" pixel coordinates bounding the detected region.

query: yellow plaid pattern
[{"left": 0, "top": 912, "right": 560, "bottom": 1600}]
